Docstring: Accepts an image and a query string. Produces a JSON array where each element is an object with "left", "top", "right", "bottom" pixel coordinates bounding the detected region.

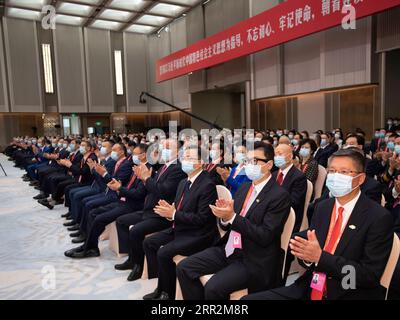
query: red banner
[{"left": 156, "top": 0, "right": 400, "bottom": 83}]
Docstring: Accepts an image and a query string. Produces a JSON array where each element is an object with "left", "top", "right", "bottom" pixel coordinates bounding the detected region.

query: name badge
[
  {"left": 120, "top": 197, "right": 126, "bottom": 202},
  {"left": 310, "top": 272, "right": 326, "bottom": 292},
  {"left": 232, "top": 231, "right": 242, "bottom": 249}
]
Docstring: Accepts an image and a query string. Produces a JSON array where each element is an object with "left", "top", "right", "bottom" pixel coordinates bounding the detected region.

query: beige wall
[{"left": 297, "top": 93, "right": 326, "bottom": 133}]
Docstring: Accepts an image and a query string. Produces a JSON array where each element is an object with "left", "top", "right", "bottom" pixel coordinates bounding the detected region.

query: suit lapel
[
  {"left": 334, "top": 196, "right": 368, "bottom": 256},
  {"left": 180, "top": 171, "right": 204, "bottom": 209},
  {"left": 245, "top": 178, "right": 274, "bottom": 219}
]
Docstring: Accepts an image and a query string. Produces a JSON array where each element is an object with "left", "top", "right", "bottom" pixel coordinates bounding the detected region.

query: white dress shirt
[{"left": 221, "top": 174, "right": 272, "bottom": 225}]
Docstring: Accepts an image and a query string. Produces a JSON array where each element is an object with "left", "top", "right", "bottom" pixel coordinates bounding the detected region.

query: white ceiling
[{"left": 4, "top": 0, "right": 203, "bottom": 34}]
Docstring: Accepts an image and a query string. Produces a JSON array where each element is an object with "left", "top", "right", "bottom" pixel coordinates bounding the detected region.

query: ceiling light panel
[
  {"left": 57, "top": 2, "right": 94, "bottom": 17},
  {"left": 135, "top": 15, "right": 169, "bottom": 26},
  {"left": 108, "top": 0, "right": 147, "bottom": 11},
  {"left": 148, "top": 3, "right": 186, "bottom": 16},
  {"left": 98, "top": 9, "right": 133, "bottom": 22},
  {"left": 90, "top": 19, "right": 123, "bottom": 30}
]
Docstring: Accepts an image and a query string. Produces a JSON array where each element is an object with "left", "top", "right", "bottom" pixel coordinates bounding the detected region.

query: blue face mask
[
  {"left": 326, "top": 173, "right": 360, "bottom": 197},
  {"left": 274, "top": 156, "right": 287, "bottom": 169},
  {"left": 37, "top": 143, "right": 43, "bottom": 148},
  {"left": 299, "top": 148, "right": 310, "bottom": 158},
  {"left": 374, "top": 133, "right": 380, "bottom": 138},
  {"left": 210, "top": 150, "right": 219, "bottom": 161},
  {"left": 79, "top": 146, "right": 87, "bottom": 155},
  {"left": 181, "top": 160, "right": 196, "bottom": 175},
  {"left": 320, "top": 139, "right": 327, "bottom": 147},
  {"left": 69, "top": 144, "right": 75, "bottom": 152},
  {"left": 100, "top": 147, "right": 108, "bottom": 156},
  {"left": 245, "top": 164, "right": 263, "bottom": 181},
  {"left": 235, "top": 152, "right": 246, "bottom": 164},
  {"left": 161, "top": 149, "right": 172, "bottom": 162},
  {"left": 52, "top": 143, "right": 57, "bottom": 148},
  {"left": 395, "top": 145, "right": 400, "bottom": 155},
  {"left": 127, "top": 149, "right": 132, "bottom": 155},
  {"left": 292, "top": 139, "right": 299, "bottom": 146},
  {"left": 111, "top": 151, "right": 119, "bottom": 161},
  {"left": 57, "top": 143, "right": 62, "bottom": 148},
  {"left": 63, "top": 143, "right": 68, "bottom": 149},
  {"left": 380, "top": 133, "right": 386, "bottom": 138},
  {"left": 387, "top": 142, "right": 395, "bottom": 151},
  {"left": 132, "top": 155, "right": 140, "bottom": 165}
]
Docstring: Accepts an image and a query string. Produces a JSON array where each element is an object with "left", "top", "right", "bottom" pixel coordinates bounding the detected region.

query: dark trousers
[
  {"left": 241, "top": 283, "right": 306, "bottom": 300},
  {"left": 176, "top": 246, "right": 250, "bottom": 300},
  {"left": 116, "top": 212, "right": 171, "bottom": 267},
  {"left": 64, "top": 183, "right": 84, "bottom": 207},
  {"left": 143, "top": 230, "right": 215, "bottom": 297},
  {"left": 79, "top": 193, "right": 118, "bottom": 231},
  {"left": 84, "top": 202, "right": 133, "bottom": 251},
  {"left": 52, "top": 176, "right": 75, "bottom": 200}
]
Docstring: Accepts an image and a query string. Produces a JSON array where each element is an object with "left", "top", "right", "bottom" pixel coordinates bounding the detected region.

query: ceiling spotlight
[{"left": 165, "top": 26, "right": 170, "bottom": 32}]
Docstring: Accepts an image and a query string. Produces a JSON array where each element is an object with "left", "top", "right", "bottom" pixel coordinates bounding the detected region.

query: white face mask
[
  {"left": 245, "top": 164, "right": 263, "bottom": 181},
  {"left": 326, "top": 173, "right": 361, "bottom": 198}
]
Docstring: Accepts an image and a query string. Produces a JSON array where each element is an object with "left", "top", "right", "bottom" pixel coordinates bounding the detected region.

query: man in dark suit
[
  {"left": 176, "top": 142, "right": 291, "bottom": 300},
  {"left": 272, "top": 143, "right": 307, "bottom": 232},
  {"left": 370, "top": 129, "right": 386, "bottom": 154},
  {"left": 314, "top": 133, "right": 338, "bottom": 168},
  {"left": 38, "top": 140, "right": 97, "bottom": 209},
  {"left": 114, "top": 138, "right": 187, "bottom": 281},
  {"left": 25, "top": 138, "right": 54, "bottom": 181},
  {"left": 204, "top": 142, "right": 230, "bottom": 186},
  {"left": 63, "top": 140, "right": 116, "bottom": 227},
  {"left": 69, "top": 143, "right": 133, "bottom": 243},
  {"left": 64, "top": 144, "right": 149, "bottom": 258},
  {"left": 243, "top": 149, "right": 394, "bottom": 300},
  {"left": 142, "top": 146, "right": 219, "bottom": 300}
]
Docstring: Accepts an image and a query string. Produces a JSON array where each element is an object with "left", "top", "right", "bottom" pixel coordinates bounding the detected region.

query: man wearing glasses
[
  {"left": 243, "top": 149, "right": 394, "bottom": 300},
  {"left": 177, "top": 142, "right": 291, "bottom": 300}
]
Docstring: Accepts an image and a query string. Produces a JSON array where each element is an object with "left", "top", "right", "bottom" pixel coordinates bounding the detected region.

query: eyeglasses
[
  {"left": 327, "top": 169, "right": 361, "bottom": 176},
  {"left": 244, "top": 158, "right": 269, "bottom": 165}
]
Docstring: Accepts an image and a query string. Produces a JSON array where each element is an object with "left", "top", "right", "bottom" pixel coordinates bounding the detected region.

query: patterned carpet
[{"left": 0, "top": 154, "right": 156, "bottom": 300}]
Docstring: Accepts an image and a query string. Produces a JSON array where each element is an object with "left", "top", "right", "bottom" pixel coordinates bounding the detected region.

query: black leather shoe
[
  {"left": 34, "top": 186, "right": 41, "bottom": 190},
  {"left": 65, "top": 215, "right": 74, "bottom": 221},
  {"left": 65, "top": 247, "right": 100, "bottom": 259},
  {"left": 127, "top": 265, "right": 143, "bottom": 282},
  {"left": 23, "top": 177, "right": 31, "bottom": 182},
  {"left": 61, "top": 212, "right": 71, "bottom": 218},
  {"left": 69, "top": 231, "right": 81, "bottom": 238},
  {"left": 154, "top": 292, "right": 170, "bottom": 300},
  {"left": 67, "top": 225, "right": 80, "bottom": 232},
  {"left": 143, "top": 288, "right": 161, "bottom": 300},
  {"left": 33, "top": 193, "right": 47, "bottom": 200},
  {"left": 64, "top": 245, "right": 85, "bottom": 257},
  {"left": 38, "top": 199, "right": 54, "bottom": 210},
  {"left": 114, "top": 259, "right": 134, "bottom": 271},
  {"left": 29, "top": 181, "right": 39, "bottom": 186},
  {"left": 54, "top": 200, "right": 64, "bottom": 205},
  {"left": 72, "top": 235, "right": 86, "bottom": 244},
  {"left": 63, "top": 220, "right": 76, "bottom": 227}
]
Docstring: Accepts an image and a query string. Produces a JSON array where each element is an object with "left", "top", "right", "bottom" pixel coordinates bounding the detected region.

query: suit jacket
[
  {"left": 272, "top": 166, "right": 307, "bottom": 232},
  {"left": 102, "top": 156, "right": 133, "bottom": 187},
  {"left": 36, "top": 145, "right": 53, "bottom": 163},
  {"left": 219, "top": 179, "right": 291, "bottom": 293},
  {"left": 173, "top": 171, "right": 219, "bottom": 243},
  {"left": 118, "top": 164, "right": 151, "bottom": 212},
  {"left": 205, "top": 160, "right": 230, "bottom": 186},
  {"left": 294, "top": 194, "right": 393, "bottom": 300},
  {"left": 69, "top": 152, "right": 97, "bottom": 184},
  {"left": 92, "top": 157, "right": 116, "bottom": 192},
  {"left": 142, "top": 162, "right": 187, "bottom": 219},
  {"left": 314, "top": 144, "right": 338, "bottom": 168}
]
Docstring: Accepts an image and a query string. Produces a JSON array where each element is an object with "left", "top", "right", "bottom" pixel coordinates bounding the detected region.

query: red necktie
[
  {"left": 311, "top": 206, "right": 344, "bottom": 300},
  {"left": 157, "top": 165, "right": 167, "bottom": 181},
  {"left": 276, "top": 171, "right": 284, "bottom": 186}
]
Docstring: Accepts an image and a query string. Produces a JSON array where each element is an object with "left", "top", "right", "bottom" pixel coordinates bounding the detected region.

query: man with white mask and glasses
[{"left": 243, "top": 149, "right": 393, "bottom": 300}]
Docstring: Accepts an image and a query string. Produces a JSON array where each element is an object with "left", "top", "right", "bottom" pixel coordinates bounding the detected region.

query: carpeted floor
[{"left": 0, "top": 154, "right": 156, "bottom": 300}]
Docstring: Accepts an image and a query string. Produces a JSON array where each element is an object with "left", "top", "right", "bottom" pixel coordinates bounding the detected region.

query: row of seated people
[{"left": 4, "top": 127, "right": 399, "bottom": 300}]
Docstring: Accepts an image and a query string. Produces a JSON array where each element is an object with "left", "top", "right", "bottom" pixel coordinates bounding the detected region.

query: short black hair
[
  {"left": 128, "top": 140, "right": 136, "bottom": 148},
  {"left": 300, "top": 138, "right": 318, "bottom": 154},
  {"left": 253, "top": 141, "right": 275, "bottom": 162},
  {"left": 328, "top": 149, "right": 366, "bottom": 173},
  {"left": 136, "top": 143, "right": 148, "bottom": 154},
  {"left": 345, "top": 134, "right": 365, "bottom": 147},
  {"left": 115, "top": 142, "right": 127, "bottom": 156}
]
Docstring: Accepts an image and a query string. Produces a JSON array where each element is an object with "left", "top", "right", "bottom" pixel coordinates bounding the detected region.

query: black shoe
[
  {"left": 54, "top": 200, "right": 64, "bottom": 205},
  {"left": 61, "top": 212, "right": 70, "bottom": 218},
  {"left": 29, "top": 181, "right": 39, "bottom": 186},
  {"left": 38, "top": 199, "right": 54, "bottom": 210},
  {"left": 127, "top": 265, "right": 143, "bottom": 282},
  {"left": 63, "top": 220, "right": 76, "bottom": 227},
  {"left": 69, "top": 231, "right": 81, "bottom": 238},
  {"left": 23, "top": 177, "right": 31, "bottom": 182},
  {"left": 33, "top": 193, "right": 47, "bottom": 200},
  {"left": 65, "top": 215, "right": 74, "bottom": 221},
  {"left": 72, "top": 235, "right": 86, "bottom": 244},
  {"left": 114, "top": 259, "right": 134, "bottom": 271},
  {"left": 154, "top": 292, "right": 170, "bottom": 301},
  {"left": 143, "top": 288, "right": 161, "bottom": 300},
  {"left": 34, "top": 186, "right": 41, "bottom": 190},
  {"left": 67, "top": 225, "right": 80, "bottom": 232},
  {"left": 64, "top": 245, "right": 85, "bottom": 257},
  {"left": 65, "top": 247, "right": 100, "bottom": 259}
]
